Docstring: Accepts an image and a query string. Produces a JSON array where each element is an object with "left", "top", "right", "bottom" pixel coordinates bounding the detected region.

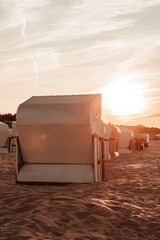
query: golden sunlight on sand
[{"left": 0, "top": 140, "right": 160, "bottom": 239}]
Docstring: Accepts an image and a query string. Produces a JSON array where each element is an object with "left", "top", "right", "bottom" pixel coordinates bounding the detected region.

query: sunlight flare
[{"left": 102, "top": 82, "right": 146, "bottom": 116}]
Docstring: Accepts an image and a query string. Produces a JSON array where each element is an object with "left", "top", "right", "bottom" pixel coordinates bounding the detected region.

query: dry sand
[{"left": 0, "top": 140, "right": 160, "bottom": 240}]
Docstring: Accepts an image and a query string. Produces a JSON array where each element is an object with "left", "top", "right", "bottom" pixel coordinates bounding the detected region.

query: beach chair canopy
[
  {"left": 0, "top": 122, "right": 9, "bottom": 147},
  {"left": 109, "top": 125, "right": 121, "bottom": 157},
  {"left": 119, "top": 127, "right": 134, "bottom": 149},
  {"left": 16, "top": 94, "right": 102, "bottom": 165}
]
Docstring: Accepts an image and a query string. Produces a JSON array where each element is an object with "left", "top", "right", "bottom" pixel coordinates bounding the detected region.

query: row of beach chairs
[{"left": 0, "top": 94, "right": 149, "bottom": 183}]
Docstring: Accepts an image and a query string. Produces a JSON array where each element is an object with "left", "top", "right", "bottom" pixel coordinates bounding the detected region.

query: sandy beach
[{"left": 0, "top": 140, "right": 160, "bottom": 240}]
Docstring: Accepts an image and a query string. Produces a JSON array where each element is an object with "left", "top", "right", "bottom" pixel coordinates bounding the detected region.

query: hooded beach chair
[
  {"left": 0, "top": 122, "right": 9, "bottom": 153},
  {"left": 118, "top": 127, "right": 134, "bottom": 153},
  {"left": 109, "top": 125, "right": 121, "bottom": 158},
  {"left": 16, "top": 94, "right": 106, "bottom": 183}
]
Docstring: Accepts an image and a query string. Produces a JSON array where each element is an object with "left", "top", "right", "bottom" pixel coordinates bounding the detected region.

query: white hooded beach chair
[
  {"left": 16, "top": 94, "right": 106, "bottom": 183},
  {"left": 0, "top": 122, "right": 9, "bottom": 153},
  {"left": 109, "top": 125, "right": 121, "bottom": 158},
  {"left": 118, "top": 127, "right": 134, "bottom": 153}
]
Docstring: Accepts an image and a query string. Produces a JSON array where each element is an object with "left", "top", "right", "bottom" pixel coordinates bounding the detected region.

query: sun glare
[{"left": 103, "top": 82, "right": 146, "bottom": 116}]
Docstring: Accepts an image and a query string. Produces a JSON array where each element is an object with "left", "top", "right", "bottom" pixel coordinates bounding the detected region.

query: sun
[{"left": 103, "top": 82, "right": 146, "bottom": 116}]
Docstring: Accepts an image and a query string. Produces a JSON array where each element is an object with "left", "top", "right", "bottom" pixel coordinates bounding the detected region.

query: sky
[{"left": 0, "top": 0, "right": 160, "bottom": 127}]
